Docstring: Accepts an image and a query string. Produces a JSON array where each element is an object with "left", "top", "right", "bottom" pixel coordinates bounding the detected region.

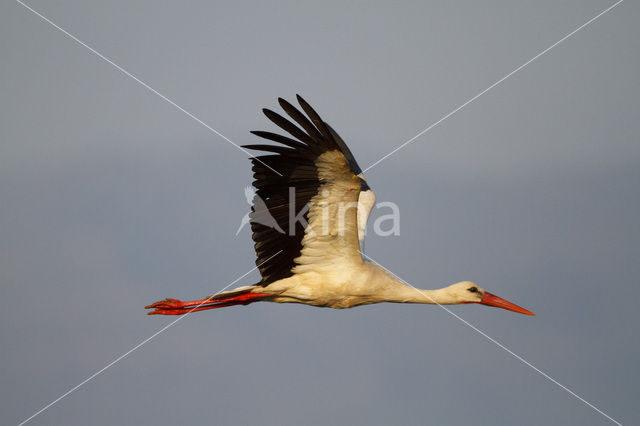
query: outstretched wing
[
  {"left": 325, "top": 123, "right": 376, "bottom": 247},
  {"left": 243, "top": 95, "right": 374, "bottom": 285}
]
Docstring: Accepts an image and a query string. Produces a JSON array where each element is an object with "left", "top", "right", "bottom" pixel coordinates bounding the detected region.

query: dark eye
[{"left": 468, "top": 287, "right": 479, "bottom": 293}]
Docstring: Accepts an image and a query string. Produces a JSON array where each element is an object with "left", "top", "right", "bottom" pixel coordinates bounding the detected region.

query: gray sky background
[{"left": 2, "top": 1, "right": 639, "bottom": 425}]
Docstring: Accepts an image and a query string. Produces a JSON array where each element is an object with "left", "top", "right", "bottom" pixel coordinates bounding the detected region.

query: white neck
[
  {"left": 368, "top": 263, "right": 459, "bottom": 305},
  {"left": 382, "top": 284, "right": 459, "bottom": 304}
]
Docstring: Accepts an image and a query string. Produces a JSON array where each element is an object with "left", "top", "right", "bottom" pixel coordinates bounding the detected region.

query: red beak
[{"left": 480, "top": 292, "right": 535, "bottom": 316}]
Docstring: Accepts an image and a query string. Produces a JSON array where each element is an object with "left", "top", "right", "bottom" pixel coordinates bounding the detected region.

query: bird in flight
[{"left": 145, "top": 95, "right": 534, "bottom": 316}]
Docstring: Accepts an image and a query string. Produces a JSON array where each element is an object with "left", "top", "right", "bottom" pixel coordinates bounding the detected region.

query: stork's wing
[
  {"left": 325, "top": 123, "right": 376, "bottom": 246},
  {"left": 243, "top": 95, "right": 372, "bottom": 285}
]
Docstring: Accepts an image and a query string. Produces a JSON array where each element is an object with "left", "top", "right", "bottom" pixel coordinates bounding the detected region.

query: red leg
[
  {"left": 145, "top": 292, "right": 271, "bottom": 315},
  {"left": 145, "top": 297, "right": 216, "bottom": 310}
]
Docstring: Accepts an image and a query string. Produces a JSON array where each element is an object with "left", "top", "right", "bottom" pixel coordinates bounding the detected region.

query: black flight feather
[{"left": 242, "top": 96, "right": 366, "bottom": 285}]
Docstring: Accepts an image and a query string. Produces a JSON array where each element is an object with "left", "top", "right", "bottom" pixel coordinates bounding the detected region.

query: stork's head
[{"left": 447, "top": 281, "right": 534, "bottom": 315}]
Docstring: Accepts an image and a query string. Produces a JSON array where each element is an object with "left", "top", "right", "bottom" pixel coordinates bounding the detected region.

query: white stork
[{"left": 146, "top": 96, "right": 533, "bottom": 316}]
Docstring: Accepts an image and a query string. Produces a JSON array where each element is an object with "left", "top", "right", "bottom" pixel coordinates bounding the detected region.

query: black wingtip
[
  {"left": 262, "top": 108, "right": 280, "bottom": 123},
  {"left": 278, "top": 97, "right": 294, "bottom": 110},
  {"left": 295, "top": 94, "right": 335, "bottom": 143},
  {"left": 296, "top": 94, "right": 308, "bottom": 108},
  {"left": 295, "top": 95, "right": 318, "bottom": 120}
]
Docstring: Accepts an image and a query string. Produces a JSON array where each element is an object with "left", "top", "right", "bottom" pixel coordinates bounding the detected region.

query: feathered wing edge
[{"left": 242, "top": 95, "right": 365, "bottom": 285}]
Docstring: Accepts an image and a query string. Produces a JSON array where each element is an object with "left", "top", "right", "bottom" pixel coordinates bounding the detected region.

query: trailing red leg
[{"left": 145, "top": 291, "right": 271, "bottom": 315}]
